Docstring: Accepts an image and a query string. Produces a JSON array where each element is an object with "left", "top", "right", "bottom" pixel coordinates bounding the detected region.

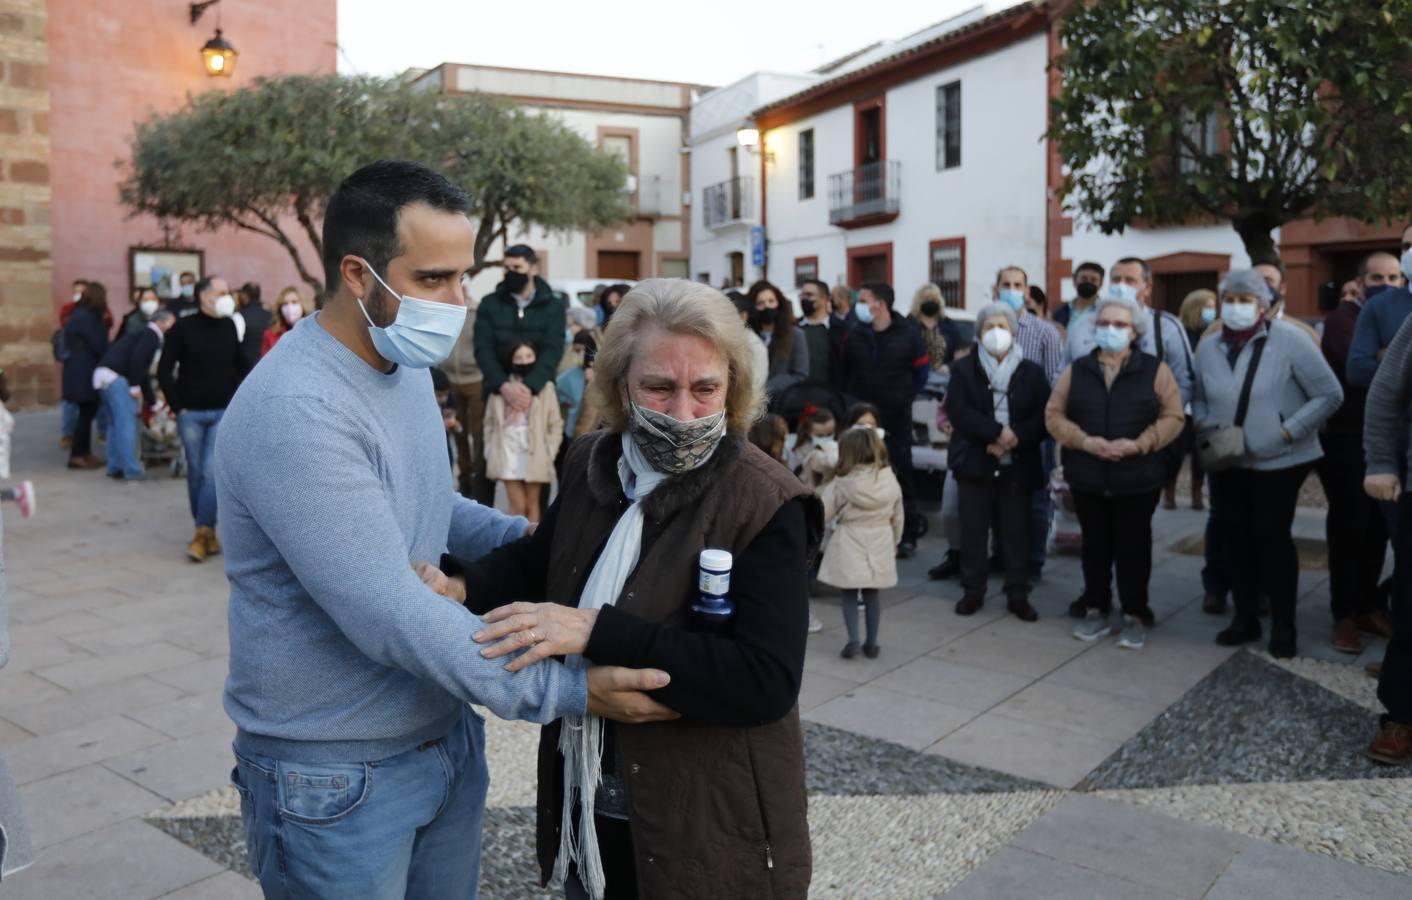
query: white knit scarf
[
  {"left": 551, "top": 433, "right": 670, "bottom": 900},
  {"left": 978, "top": 343, "right": 1024, "bottom": 464}
]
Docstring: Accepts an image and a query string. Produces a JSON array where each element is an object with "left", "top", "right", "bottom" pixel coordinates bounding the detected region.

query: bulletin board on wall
[{"left": 130, "top": 247, "right": 205, "bottom": 301}]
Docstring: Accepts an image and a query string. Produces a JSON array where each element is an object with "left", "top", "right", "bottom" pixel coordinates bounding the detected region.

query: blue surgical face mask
[
  {"left": 998, "top": 289, "right": 1025, "bottom": 312},
  {"left": 1107, "top": 283, "right": 1139, "bottom": 304},
  {"left": 1200, "top": 307, "right": 1216, "bottom": 324},
  {"left": 1094, "top": 325, "right": 1132, "bottom": 352},
  {"left": 357, "top": 260, "right": 467, "bottom": 368},
  {"left": 855, "top": 301, "right": 875, "bottom": 324}
]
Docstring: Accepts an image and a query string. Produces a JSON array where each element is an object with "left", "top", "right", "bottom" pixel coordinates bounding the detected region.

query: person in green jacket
[{"left": 473, "top": 245, "right": 568, "bottom": 423}]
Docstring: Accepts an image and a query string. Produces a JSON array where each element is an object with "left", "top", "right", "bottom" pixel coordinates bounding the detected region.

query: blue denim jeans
[
  {"left": 61, "top": 399, "right": 77, "bottom": 438},
  {"left": 231, "top": 709, "right": 488, "bottom": 899},
  {"left": 177, "top": 409, "right": 222, "bottom": 527},
  {"left": 101, "top": 377, "right": 143, "bottom": 479}
]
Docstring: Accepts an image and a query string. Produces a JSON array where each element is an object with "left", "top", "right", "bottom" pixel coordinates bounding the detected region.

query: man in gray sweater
[
  {"left": 1362, "top": 312, "right": 1412, "bottom": 765},
  {"left": 216, "top": 161, "right": 674, "bottom": 896}
]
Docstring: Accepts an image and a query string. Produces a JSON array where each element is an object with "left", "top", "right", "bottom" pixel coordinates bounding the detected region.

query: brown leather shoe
[
  {"left": 187, "top": 529, "right": 209, "bottom": 563},
  {"left": 201, "top": 526, "right": 222, "bottom": 557},
  {"left": 1202, "top": 592, "right": 1227, "bottom": 615},
  {"left": 955, "top": 593, "right": 985, "bottom": 616},
  {"left": 1366, "top": 721, "right": 1412, "bottom": 765},
  {"left": 1356, "top": 610, "right": 1395, "bottom": 639},
  {"left": 67, "top": 454, "right": 104, "bottom": 470},
  {"left": 1332, "top": 619, "right": 1362, "bottom": 654}
]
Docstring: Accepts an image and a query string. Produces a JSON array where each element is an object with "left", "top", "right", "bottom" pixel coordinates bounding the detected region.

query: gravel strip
[
  {"left": 809, "top": 791, "right": 1065, "bottom": 898},
  {"left": 804, "top": 721, "right": 1048, "bottom": 796},
  {"left": 1256, "top": 650, "right": 1383, "bottom": 713},
  {"left": 1100, "top": 779, "right": 1412, "bottom": 877},
  {"left": 149, "top": 785, "right": 240, "bottom": 820},
  {"left": 1081, "top": 651, "right": 1401, "bottom": 790}
]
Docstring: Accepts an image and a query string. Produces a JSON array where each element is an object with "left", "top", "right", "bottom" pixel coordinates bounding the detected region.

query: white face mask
[
  {"left": 213, "top": 294, "right": 237, "bottom": 318},
  {"left": 139, "top": 299, "right": 159, "bottom": 316},
  {"left": 72, "top": 291, "right": 82, "bottom": 303},
  {"left": 281, "top": 302, "right": 304, "bottom": 325},
  {"left": 981, "top": 327, "right": 1013, "bottom": 356},
  {"left": 1221, "top": 302, "right": 1259, "bottom": 330}
]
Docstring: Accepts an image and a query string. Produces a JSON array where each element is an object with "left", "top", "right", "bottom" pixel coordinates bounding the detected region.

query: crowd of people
[{"left": 6, "top": 157, "right": 1409, "bottom": 899}]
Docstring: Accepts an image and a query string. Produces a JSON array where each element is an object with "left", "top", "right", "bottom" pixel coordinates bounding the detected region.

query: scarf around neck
[{"left": 552, "top": 433, "right": 669, "bottom": 900}]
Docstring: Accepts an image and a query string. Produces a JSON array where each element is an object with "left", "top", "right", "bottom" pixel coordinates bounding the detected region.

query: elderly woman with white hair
[
  {"left": 1046, "top": 291, "right": 1186, "bottom": 650},
  {"left": 945, "top": 302, "right": 1051, "bottom": 620},
  {"left": 1193, "top": 268, "right": 1342, "bottom": 658},
  {"left": 444, "top": 279, "right": 822, "bottom": 899}
]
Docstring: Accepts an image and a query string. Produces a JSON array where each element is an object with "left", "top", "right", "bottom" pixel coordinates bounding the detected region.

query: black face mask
[
  {"left": 511, "top": 362, "right": 535, "bottom": 378},
  {"left": 503, "top": 271, "right": 530, "bottom": 294},
  {"left": 1075, "top": 281, "right": 1100, "bottom": 300},
  {"left": 919, "top": 301, "right": 942, "bottom": 317},
  {"left": 756, "top": 307, "right": 779, "bottom": 326},
  {"left": 800, "top": 298, "right": 818, "bottom": 318}
]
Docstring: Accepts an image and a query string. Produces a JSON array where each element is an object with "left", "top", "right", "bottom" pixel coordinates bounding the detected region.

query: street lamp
[
  {"left": 736, "top": 127, "right": 760, "bottom": 149},
  {"left": 191, "top": 1, "right": 238, "bottom": 78}
]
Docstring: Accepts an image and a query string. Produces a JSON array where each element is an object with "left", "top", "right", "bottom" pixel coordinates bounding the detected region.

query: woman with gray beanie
[
  {"left": 1192, "top": 268, "right": 1342, "bottom": 658},
  {"left": 945, "top": 303, "right": 1051, "bottom": 620},
  {"left": 1046, "top": 291, "right": 1185, "bottom": 650}
]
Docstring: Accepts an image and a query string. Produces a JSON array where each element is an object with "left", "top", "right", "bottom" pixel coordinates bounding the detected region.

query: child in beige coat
[
  {"left": 817, "top": 427, "right": 904, "bottom": 659},
  {"left": 483, "top": 342, "right": 563, "bottom": 523}
]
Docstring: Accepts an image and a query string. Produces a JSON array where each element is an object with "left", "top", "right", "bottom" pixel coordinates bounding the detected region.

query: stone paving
[{"left": 1, "top": 408, "right": 1409, "bottom": 898}]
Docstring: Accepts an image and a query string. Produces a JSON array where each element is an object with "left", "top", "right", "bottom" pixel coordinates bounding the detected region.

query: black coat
[
  {"left": 840, "top": 316, "right": 928, "bottom": 414},
  {"left": 239, "top": 304, "right": 272, "bottom": 370},
  {"left": 61, "top": 305, "right": 109, "bottom": 404},
  {"left": 944, "top": 351, "right": 1051, "bottom": 491}
]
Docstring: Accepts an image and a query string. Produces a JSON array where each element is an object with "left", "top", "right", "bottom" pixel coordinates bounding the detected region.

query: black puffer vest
[{"left": 1062, "top": 349, "right": 1167, "bottom": 495}]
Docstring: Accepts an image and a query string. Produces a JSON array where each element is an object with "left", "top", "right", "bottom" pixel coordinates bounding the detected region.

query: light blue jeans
[
  {"left": 100, "top": 377, "right": 142, "bottom": 479},
  {"left": 231, "top": 709, "right": 488, "bottom": 899},
  {"left": 177, "top": 409, "right": 222, "bottom": 527}
]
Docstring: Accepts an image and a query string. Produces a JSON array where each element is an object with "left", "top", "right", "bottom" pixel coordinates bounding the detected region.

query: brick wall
[{"left": 0, "top": 0, "right": 53, "bottom": 409}]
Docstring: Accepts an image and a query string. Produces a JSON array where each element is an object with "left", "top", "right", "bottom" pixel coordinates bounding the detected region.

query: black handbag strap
[{"left": 1233, "top": 335, "right": 1267, "bottom": 427}]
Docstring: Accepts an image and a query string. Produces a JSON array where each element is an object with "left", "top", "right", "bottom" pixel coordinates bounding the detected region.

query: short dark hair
[
  {"left": 1113, "top": 256, "right": 1151, "bottom": 283},
  {"left": 179, "top": 271, "right": 196, "bottom": 282},
  {"left": 505, "top": 244, "right": 539, "bottom": 265},
  {"left": 322, "top": 160, "right": 471, "bottom": 296},
  {"left": 194, "top": 276, "right": 217, "bottom": 299},
  {"left": 240, "top": 282, "right": 262, "bottom": 304},
  {"left": 860, "top": 282, "right": 894, "bottom": 308},
  {"left": 500, "top": 339, "right": 536, "bottom": 371},
  {"left": 1074, "top": 261, "right": 1104, "bottom": 280},
  {"left": 1029, "top": 285, "right": 1047, "bottom": 306},
  {"left": 801, "top": 278, "right": 830, "bottom": 295},
  {"left": 845, "top": 401, "right": 882, "bottom": 428},
  {"left": 1360, "top": 251, "right": 1401, "bottom": 278}
]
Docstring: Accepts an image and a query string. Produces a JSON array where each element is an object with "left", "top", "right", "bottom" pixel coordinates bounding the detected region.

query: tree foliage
[
  {"left": 1049, "top": 0, "right": 1412, "bottom": 264},
  {"left": 120, "top": 75, "right": 631, "bottom": 297}
]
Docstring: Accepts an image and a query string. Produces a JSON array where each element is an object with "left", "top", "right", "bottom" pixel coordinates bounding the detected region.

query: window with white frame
[{"left": 935, "top": 81, "right": 961, "bottom": 170}]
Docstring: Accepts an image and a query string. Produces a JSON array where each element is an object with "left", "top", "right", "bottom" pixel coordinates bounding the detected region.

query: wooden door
[{"left": 597, "top": 251, "right": 640, "bottom": 280}]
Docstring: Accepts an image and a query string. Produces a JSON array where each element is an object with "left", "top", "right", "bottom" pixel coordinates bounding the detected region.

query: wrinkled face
[
  {"left": 626, "top": 328, "right": 728, "bottom": 422},
  {"left": 754, "top": 289, "right": 780, "bottom": 311},
  {"left": 1340, "top": 280, "right": 1363, "bottom": 304},
  {"left": 511, "top": 345, "right": 537, "bottom": 367},
  {"left": 1095, "top": 303, "right": 1135, "bottom": 338},
  {"left": 1223, "top": 291, "right": 1262, "bottom": 310},
  {"left": 1110, "top": 261, "right": 1149, "bottom": 304},
  {"left": 980, "top": 314, "right": 1013, "bottom": 339}
]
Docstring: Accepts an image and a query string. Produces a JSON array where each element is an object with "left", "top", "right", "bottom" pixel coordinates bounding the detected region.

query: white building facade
[{"left": 416, "top": 64, "right": 704, "bottom": 299}]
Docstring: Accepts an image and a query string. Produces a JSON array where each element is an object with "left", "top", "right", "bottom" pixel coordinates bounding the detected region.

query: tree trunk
[{"left": 1232, "top": 215, "right": 1281, "bottom": 267}]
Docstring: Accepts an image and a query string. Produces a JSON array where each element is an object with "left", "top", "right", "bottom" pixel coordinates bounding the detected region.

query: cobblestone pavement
[{"left": 1, "top": 410, "right": 1408, "bottom": 898}]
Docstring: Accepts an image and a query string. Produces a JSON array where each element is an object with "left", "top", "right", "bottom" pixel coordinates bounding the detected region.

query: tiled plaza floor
[{"left": 1, "top": 409, "right": 1409, "bottom": 898}]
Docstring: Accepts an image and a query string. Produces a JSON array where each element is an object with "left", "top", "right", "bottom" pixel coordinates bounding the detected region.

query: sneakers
[
  {"left": 1117, "top": 615, "right": 1146, "bottom": 650},
  {"left": 1331, "top": 619, "right": 1362, "bottom": 655},
  {"left": 11, "top": 481, "right": 36, "bottom": 519},
  {"left": 807, "top": 612, "right": 824, "bottom": 634},
  {"left": 1366, "top": 721, "right": 1412, "bottom": 766},
  {"left": 1073, "top": 610, "right": 1114, "bottom": 642}
]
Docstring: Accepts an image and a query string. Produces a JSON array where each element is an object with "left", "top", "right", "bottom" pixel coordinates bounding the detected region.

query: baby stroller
[{"left": 141, "top": 405, "right": 185, "bottom": 478}]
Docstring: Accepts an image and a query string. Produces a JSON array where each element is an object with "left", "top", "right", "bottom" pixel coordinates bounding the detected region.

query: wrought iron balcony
[
  {"left": 828, "top": 160, "right": 901, "bottom": 228},
  {"left": 703, "top": 176, "right": 755, "bottom": 229}
]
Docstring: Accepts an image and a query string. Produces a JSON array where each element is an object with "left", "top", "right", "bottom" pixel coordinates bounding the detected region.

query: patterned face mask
[{"left": 627, "top": 401, "right": 727, "bottom": 475}]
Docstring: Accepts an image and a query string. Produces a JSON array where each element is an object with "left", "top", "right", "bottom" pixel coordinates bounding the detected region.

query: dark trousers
[
  {"left": 1317, "top": 433, "right": 1388, "bottom": 622},
  {"left": 958, "top": 472, "right": 1031, "bottom": 597},
  {"left": 1072, "top": 489, "right": 1160, "bottom": 621},
  {"left": 450, "top": 381, "right": 493, "bottom": 505},
  {"left": 566, "top": 815, "right": 638, "bottom": 900},
  {"left": 1201, "top": 474, "right": 1232, "bottom": 596},
  {"left": 1028, "top": 439, "right": 1056, "bottom": 575},
  {"left": 881, "top": 407, "right": 921, "bottom": 542},
  {"left": 1210, "top": 465, "right": 1312, "bottom": 638},
  {"left": 1380, "top": 494, "right": 1412, "bottom": 725},
  {"left": 69, "top": 400, "right": 99, "bottom": 458}
]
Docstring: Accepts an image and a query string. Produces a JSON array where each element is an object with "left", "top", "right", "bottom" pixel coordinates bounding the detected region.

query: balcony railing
[
  {"left": 828, "top": 160, "right": 901, "bottom": 228},
  {"left": 703, "top": 176, "right": 755, "bottom": 229}
]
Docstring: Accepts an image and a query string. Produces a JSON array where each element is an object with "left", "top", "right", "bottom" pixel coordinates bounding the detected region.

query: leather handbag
[{"left": 1196, "top": 336, "right": 1266, "bottom": 473}]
